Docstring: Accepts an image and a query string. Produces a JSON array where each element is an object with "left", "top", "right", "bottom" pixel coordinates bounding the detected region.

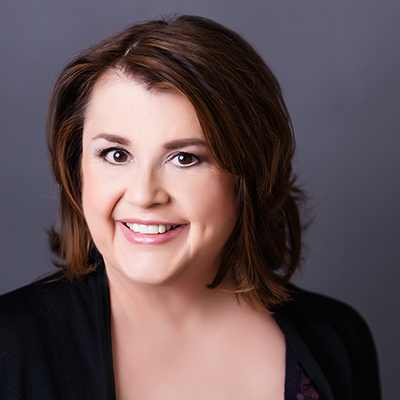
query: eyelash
[
  {"left": 167, "top": 152, "right": 202, "bottom": 168},
  {"left": 95, "top": 147, "right": 203, "bottom": 168},
  {"left": 95, "top": 147, "right": 132, "bottom": 164}
]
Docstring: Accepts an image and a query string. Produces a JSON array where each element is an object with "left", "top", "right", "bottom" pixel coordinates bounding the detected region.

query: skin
[{"left": 81, "top": 70, "right": 285, "bottom": 399}]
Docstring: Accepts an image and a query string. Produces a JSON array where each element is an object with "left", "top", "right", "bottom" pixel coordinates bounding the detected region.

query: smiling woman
[
  {"left": 0, "top": 15, "right": 380, "bottom": 400},
  {"left": 47, "top": 16, "right": 302, "bottom": 311},
  {"left": 81, "top": 71, "right": 237, "bottom": 288}
]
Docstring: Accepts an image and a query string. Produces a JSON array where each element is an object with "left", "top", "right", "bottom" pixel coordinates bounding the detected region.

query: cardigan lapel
[{"left": 274, "top": 311, "right": 335, "bottom": 400}]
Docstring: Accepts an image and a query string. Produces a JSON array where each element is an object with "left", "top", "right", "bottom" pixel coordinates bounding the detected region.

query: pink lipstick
[{"left": 118, "top": 221, "right": 187, "bottom": 245}]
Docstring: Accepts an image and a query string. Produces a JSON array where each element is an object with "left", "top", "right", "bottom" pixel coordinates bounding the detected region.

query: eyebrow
[
  {"left": 92, "top": 133, "right": 131, "bottom": 145},
  {"left": 92, "top": 133, "right": 206, "bottom": 150},
  {"left": 163, "top": 139, "right": 206, "bottom": 150}
]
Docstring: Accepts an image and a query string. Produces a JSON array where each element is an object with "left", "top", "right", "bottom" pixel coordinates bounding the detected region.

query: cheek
[
  {"left": 82, "top": 163, "right": 98, "bottom": 213},
  {"left": 182, "top": 172, "right": 237, "bottom": 227},
  {"left": 81, "top": 161, "right": 116, "bottom": 227}
]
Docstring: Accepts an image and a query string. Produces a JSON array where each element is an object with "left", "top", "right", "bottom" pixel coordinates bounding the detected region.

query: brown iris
[
  {"left": 177, "top": 153, "right": 193, "bottom": 165},
  {"left": 113, "top": 151, "right": 128, "bottom": 163}
]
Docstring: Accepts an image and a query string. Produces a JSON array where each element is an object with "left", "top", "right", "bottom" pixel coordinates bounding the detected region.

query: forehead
[
  {"left": 84, "top": 69, "right": 203, "bottom": 140},
  {"left": 86, "top": 69, "right": 186, "bottom": 116}
]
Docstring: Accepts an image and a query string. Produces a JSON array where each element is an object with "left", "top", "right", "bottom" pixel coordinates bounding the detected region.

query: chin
[{"left": 107, "top": 257, "right": 187, "bottom": 288}]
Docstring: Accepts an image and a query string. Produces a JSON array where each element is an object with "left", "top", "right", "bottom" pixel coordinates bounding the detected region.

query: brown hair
[{"left": 47, "top": 15, "right": 303, "bottom": 310}]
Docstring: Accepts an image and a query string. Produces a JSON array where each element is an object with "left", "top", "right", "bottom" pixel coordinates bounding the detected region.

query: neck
[{"left": 106, "top": 261, "right": 237, "bottom": 329}]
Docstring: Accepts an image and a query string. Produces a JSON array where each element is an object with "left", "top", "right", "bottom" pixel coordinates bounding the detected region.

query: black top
[{"left": 0, "top": 263, "right": 380, "bottom": 399}]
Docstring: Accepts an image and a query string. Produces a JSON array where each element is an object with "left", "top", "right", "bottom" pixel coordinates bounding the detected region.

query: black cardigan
[{"left": 0, "top": 264, "right": 380, "bottom": 399}]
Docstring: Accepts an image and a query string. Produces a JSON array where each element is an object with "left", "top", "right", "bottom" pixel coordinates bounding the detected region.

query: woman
[{"left": 0, "top": 15, "right": 379, "bottom": 399}]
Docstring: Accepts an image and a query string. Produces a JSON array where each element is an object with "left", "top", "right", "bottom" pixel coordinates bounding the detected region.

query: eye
[
  {"left": 101, "top": 148, "right": 131, "bottom": 164},
  {"left": 169, "top": 152, "right": 200, "bottom": 167}
]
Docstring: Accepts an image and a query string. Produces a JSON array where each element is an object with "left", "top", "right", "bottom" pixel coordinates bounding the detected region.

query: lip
[{"left": 118, "top": 221, "right": 187, "bottom": 245}]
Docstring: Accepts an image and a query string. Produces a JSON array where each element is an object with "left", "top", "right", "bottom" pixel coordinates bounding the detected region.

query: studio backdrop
[{"left": 0, "top": 1, "right": 399, "bottom": 398}]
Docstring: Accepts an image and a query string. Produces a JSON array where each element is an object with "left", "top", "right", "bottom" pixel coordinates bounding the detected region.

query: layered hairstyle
[{"left": 47, "top": 15, "right": 303, "bottom": 311}]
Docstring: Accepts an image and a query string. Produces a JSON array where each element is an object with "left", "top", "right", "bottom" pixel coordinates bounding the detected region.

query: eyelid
[
  {"left": 167, "top": 151, "right": 201, "bottom": 168},
  {"left": 96, "top": 146, "right": 133, "bottom": 164}
]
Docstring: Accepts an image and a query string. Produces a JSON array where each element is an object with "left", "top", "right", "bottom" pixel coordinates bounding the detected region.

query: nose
[{"left": 125, "top": 167, "right": 170, "bottom": 209}]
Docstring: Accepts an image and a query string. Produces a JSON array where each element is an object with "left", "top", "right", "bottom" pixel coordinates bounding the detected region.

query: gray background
[{"left": 1, "top": 0, "right": 399, "bottom": 398}]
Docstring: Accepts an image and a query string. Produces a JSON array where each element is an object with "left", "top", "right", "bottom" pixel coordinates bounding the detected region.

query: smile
[{"left": 124, "top": 223, "right": 179, "bottom": 234}]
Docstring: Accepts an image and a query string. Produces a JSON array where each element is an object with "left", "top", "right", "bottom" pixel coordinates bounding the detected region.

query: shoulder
[
  {"left": 0, "top": 266, "right": 112, "bottom": 398},
  {"left": 0, "top": 271, "right": 65, "bottom": 331},
  {"left": 0, "top": 270, "right": 95, "bottom": 352},
  {"left": 0, "top": 265, "right": 109, "bottom": 338},
  {"left": 0, "top": 269, "right": 99, "bottom": 327},
  {"left": 274, "top": 285, "right": 381, "bottom": 400},
  {"left": 283, "top": 285, "right": 371, "bottom": 339}
]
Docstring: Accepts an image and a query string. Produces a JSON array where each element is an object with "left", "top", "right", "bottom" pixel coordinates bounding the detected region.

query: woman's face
[{"left": 81, "top": 70, "right": 237, "bottom": 287}]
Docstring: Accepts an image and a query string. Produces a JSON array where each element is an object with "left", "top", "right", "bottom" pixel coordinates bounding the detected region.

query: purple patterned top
[{"left": 285, "top": 341, "right": 323, "bottom": 400}]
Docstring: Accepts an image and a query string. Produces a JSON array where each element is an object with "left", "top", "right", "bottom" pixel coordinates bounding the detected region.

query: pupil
[
  {"left": 179, "top": 154, "right": 192, "bottom": 165},
  {"left": 114, "top": 151, "right": 127, "bottom": 162}
]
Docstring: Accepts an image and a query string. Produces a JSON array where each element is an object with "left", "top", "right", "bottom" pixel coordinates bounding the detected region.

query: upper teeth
[{"left": 125, "top": 223, "right": 177, "bottom": 234}]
